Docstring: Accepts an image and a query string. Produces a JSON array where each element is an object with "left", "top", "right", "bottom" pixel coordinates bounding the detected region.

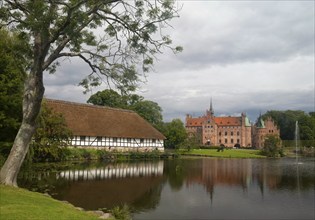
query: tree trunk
[{"left": 0, "top": 70, "right": 44, "bottom": 186}]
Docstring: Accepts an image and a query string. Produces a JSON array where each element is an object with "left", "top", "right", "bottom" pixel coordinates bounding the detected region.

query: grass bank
[
  {"left": 0, "top": 185, "right": 100, "bottom": 220},
  {"left": 180, "top": 149, "right": 266, "bottom": 158}
]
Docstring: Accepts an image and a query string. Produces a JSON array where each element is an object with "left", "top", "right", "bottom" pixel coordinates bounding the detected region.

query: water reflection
[
  {"left": 57, "top": 162, "right": 163, "bottom": 181},
  {"left": 18, "top": 158, "right": 315, "bottom": 219},
  {"left": 165, "top": 158, "right": 314, "bottom": 194}
]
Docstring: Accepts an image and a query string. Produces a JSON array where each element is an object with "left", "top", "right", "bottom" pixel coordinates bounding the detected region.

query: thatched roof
[{"left": 45, "top": 99, "right": 165, "bottom": 140}]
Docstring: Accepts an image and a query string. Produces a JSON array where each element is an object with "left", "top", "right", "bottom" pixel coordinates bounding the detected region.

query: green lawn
[
  {"left": 180, "top": 149, "right": 266, "bottom": 158},
  {"left": 0, "top": 185, "right": 100, "bottom": 220}
]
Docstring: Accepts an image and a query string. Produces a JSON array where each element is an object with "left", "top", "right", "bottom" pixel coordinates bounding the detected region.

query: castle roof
[
  {"left": 255, "top": 116, "right": 265, "bottom": 128},
  {"left": 186, "top": 117, "right": 205, "bottom": 127},
  {"left": 45, "top": 99, "right": 165, "bottom": 140},
  {"left": 186, "top": 115, "right": 245, "bottom": 127},
  {"left": 214, "top": 117, "right": 242, "bottom": 126}
]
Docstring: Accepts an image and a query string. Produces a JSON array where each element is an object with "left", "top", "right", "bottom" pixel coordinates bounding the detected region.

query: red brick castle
[{"left": 185, "top": 100, "right": 280, "bottom": 148}]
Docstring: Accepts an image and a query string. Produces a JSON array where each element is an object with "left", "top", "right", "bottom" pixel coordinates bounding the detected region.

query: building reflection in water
[
  {"left": 182, "top": 158, "right": 313, "bottom": 199},
  {"left": 51, "top": 161, "right": 166, "bottom": 211},
  {"left": 18, "top": 158, "right": 314, "bottom": 214},
  {"left": 57, "top": 161, "right": 164, "bottom": 181},
  {"left": 183, "top": 159, "right": 254, "bottom": 201}
]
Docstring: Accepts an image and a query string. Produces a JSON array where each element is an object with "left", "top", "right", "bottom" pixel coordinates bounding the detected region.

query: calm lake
[{"left": 18, "top": 157, "right": 315, "bottom": 219}]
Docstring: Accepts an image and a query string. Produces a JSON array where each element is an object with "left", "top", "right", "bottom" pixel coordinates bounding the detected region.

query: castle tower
[
  {"left": 207, "top": 98, "right": 214, "bottom": 117},
  {"left": 210, "top": 98, "right": 214, "bottom": 115}
]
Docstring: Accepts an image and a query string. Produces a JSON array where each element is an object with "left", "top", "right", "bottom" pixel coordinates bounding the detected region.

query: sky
[{"left": 44, "top": 0, "right": 315, "bottom": 123}]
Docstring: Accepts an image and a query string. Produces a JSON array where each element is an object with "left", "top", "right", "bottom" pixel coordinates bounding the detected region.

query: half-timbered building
[{"left": 46, "top": 99, "right": 165, "bottom": 151}]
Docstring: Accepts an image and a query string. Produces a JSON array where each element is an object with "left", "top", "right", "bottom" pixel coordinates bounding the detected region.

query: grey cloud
[
  {"left": 44, "top": 57, "right": 91, "bottom": 86},
  {"left": 158, "top": 1, "right": 314, "bottom": 72},
  {"left": 44, "top": 1, "right": 314, "bottom": 124},
  {"left": 159, "top": 88, "right": 314, "bottom": 123}
]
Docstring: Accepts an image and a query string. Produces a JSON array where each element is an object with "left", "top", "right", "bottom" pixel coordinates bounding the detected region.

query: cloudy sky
[{"left": 44, "top": 1, "right": 315, "bottom": 122}]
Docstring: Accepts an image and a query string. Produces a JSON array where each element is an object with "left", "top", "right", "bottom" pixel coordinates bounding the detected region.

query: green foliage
[
  {"left": 1, "top": 1, "right": 181, "bottom": 93},
  {"left": 260, "top": 134, "right": 283, "bottom": 157},
  {"left": 162, "top": 119, "right": 188, "bottom": 149},
  {"left": 63, "top": 148, "right": 98, "bottom": 161},
  {"left": 0, "top": 142, "right": 14, "bottom": 159},
  {"left": 0, "top": 154, "right": 6, "bottom": 168},
  {"left": 87, "top": 90, "right": 127, "bottom": 108},
  {"left": 130, "top": 100, "right": 163, "bottom": 129},
  {"left": 88, "top": 89, "right": 163, "bottom": 129},
  {"left": 282, "top": 140, "right": 314, "bottom": 148},
  {"left": 263, "top": 110, "right": 314, "bottom": 140},
  {"left": 0, "top": 29, "right": 26, "bottom": 144},
  {"left": 30, "top": 101, "right": 73, "bottom": 162},
  {"left": 183, "top": 132, "right": 202, "bottom": 151},
  {"left": 110, "top": 204, "right": 132, "bottom": 220},
  {"left": 42, "top": 148, "right": 163, "bottom": 162}
]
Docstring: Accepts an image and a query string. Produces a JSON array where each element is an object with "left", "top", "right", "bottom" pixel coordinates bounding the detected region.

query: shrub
[
  {"left": 260, "top": 135, "right": 283, "bottom": 157},
  {"left": 97, "top": 150, "right": 110, "bottom": 160},
  {"left": 111, "top": 204, "right": 132, "bottom": 220}
]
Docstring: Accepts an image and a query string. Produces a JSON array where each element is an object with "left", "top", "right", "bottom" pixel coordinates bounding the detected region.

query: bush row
[{"left": 30, "top": 147, "right": 168, "bottom": 162}]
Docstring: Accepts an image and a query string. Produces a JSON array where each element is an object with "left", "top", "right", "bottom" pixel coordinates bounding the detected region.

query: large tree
[
  {"left": 0, "top": 0, "right": 182, "bottom": 186},
  {"left": 162, "top": 119, "right": 187, "bottom": 149},
  {"left": 87, "top": 89, "right": 163, "bottom": 129}
]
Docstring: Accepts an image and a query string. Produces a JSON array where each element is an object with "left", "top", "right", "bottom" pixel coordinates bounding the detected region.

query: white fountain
[{"left": 295, "top": 121, "right": 303, "bottom": 165}]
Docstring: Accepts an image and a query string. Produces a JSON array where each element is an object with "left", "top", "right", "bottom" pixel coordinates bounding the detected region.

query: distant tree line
[{"left": 262, "top": 110, "right": 315, "bottom": 140}]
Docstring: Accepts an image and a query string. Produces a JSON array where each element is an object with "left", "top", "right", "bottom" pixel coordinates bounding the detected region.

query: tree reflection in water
[{"left": 18, "top": 158, "right": 315, "bottom": 219}]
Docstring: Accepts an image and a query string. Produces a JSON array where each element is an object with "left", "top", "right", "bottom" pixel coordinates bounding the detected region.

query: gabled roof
[
  {"left": 186, "top": 117, "right": 205, "bottom": 127},
  {"left": 214, "top": 117, "right": 242, "bottom": 126},
  {"left": 45, "top": 99, "right": 165, "bottom": 140}
]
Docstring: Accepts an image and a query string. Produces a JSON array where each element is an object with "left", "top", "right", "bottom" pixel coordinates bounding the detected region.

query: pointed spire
[{"left": 210, "top": 97, "right": 214, "bottom": 115}]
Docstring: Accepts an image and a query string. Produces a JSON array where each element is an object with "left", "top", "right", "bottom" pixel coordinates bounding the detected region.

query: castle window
[
  {"left": 225, "top": 139, "right": 228, "bottom": 144},
  {"left": 219, "top": 139, "right": 221, "bottom": 143},
  {"left": 231, "top": 131, "right": 233, "bottom": 136},
  {"left": 237, "top": 139, "right": 240, "bottom": 144},
  {"left": 225, "top": 131, "right": 227, "bottom": 136},
  {"left": 219, "top": 132, "right": 221, "bottom": 136},
  {"left": 231, "top": 139, "right": 234, "bottom": 143},
  {"left": 237, "top": 131, "right": 240, "bottom": 136}
]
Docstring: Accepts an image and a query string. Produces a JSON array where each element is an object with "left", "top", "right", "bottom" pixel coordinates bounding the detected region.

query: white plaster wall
[{"left": 71, "top": 135, "right": 164, "bottom": 150}]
